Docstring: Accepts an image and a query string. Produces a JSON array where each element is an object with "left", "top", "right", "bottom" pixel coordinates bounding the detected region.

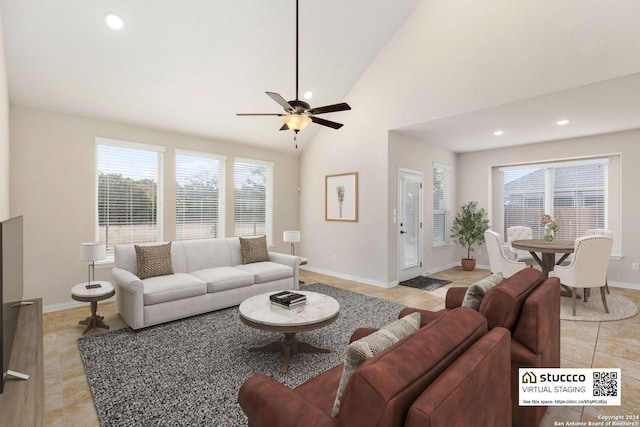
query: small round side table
[{"left": 71, "top": 281, "right": 115, "bottom": 335}]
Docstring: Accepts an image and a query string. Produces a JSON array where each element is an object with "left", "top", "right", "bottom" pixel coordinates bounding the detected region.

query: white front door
[{"left": 398, "top": 168, "right": 423, "bottom": 282}]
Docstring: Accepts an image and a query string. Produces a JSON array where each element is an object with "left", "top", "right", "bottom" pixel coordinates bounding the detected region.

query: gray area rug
[
  {"left": 399, "top": 275, "right": 451, "bottom": 291},
  {"left": 77, "top": 283, "right": 405, "bottom": 426},
  {"left": 560, "top": 291, "right": 638, "bottom": 321}
]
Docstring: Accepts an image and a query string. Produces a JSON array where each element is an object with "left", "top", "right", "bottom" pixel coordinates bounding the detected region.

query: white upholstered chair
[
  {"left": 484, "top": 230, "right": 528, "bottom": 278},
  {"left": 506, "top": 226, "right": 536, "bottom": 265},
  {"left": 552, "top": 235, "right": 613, "bottom": 316},
  {"left": 560, "top": 229, "right": 613, "bottom": 293}
]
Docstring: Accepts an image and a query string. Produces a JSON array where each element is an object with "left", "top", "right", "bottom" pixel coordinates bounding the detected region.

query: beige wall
[
  {"left": 9, "top": 106, "right": 300, "bottom": 307},
  {"left": 458, "top": 129, "right": 640, "bottom": 287},
  {"left": 388, "top": 132, "right": 459, "bottom": 280},
  {"left": 0, "top": 13, "right": 9, "bottom": 220}
]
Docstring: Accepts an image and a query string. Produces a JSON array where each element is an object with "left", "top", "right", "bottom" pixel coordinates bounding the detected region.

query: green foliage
[{"left": 450, "top": 201, "right": 490, "bottom": 259}]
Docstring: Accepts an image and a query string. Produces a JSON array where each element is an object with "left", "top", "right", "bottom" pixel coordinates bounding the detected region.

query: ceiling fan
[{"left": 236, "top": 0, "right": 351, "bottom": 147}]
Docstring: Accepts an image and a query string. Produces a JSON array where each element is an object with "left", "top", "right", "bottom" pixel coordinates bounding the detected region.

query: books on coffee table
[{"left": 270, "top": 291, "right": 307, "bottom": 308}]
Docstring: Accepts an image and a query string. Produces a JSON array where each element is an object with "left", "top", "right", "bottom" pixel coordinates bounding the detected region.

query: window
[
  {"left": 96, "top": 137, "right": 164, "bottom": 261},
  {"left": 234, "top": 158, "right": 274, "bottom": 246},
  {"left": 501, "top": 158, "right": 608, "bottom": 240},
  {"left": 433, "top": 164, "right": 452, "bottom": 246},
  {"left": 175, "top": 150, "right": 226, "bottom": 240}
]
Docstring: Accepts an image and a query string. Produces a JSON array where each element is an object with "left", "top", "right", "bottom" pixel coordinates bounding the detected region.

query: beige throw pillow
[
  {"left": 461, "top": 272, "right": 504, "bottom": 311},
  {"left": 135, "top": 242, "right": 174, "bottom": 280},
  {"left": 239, "top": 236, "right": 270, "bottom": 264},
  {"left": 331, "top": 312, "right": 421, "bottom": 418}
]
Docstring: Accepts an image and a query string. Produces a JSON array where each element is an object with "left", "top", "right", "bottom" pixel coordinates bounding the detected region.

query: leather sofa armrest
[
  {"left": 349, "top": 327, "right": 379, "bottom": 343},
  {"left": 445, "top": 287, "right": 467, "bottom": 308},
  {"left": 238, "top": 374, "right": 336, "bottom": 427},
  {"left": 398, "top": 307, "right": 445, "bottom": 327}
]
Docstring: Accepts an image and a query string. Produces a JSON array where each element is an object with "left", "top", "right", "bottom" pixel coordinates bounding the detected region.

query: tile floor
[{"left": 43, "top": 267, "right": 640, "bottom": 426}]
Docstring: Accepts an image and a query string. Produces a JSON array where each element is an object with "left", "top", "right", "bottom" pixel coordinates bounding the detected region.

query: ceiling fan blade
[
  {"left": 311, "top": 116, "right": 343, "bottom": 129},
  {"left": 236, "top": 113, "right": 284, "bottom": 116},
  {"left": 280, "top": 124, "right": 289, "bottom": 131},
  {"left": 308, "top": 102, "right": 351, "bottom": 115},
  {"left": 266, "top": 92, "right": 294, "bottom": 112}
]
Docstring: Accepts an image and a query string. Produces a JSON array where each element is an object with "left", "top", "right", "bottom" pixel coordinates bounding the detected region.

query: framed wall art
[{"left": 325, "top": 172, "right": 358, "bottom": 222}]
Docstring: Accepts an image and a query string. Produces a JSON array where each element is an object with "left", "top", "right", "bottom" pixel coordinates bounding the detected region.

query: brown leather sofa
[
  {"left": 239, "top": 307, "right": 512, "bottom": 427},
  {"left": 399, "top": 268, "right": 560, "bottom": 427}
]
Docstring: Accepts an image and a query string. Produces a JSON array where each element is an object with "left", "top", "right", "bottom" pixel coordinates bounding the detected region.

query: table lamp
[
  {"left": 80, "top": 242, "right": 106, "bottom": 289},
  {"left": 283, "top": 230, "right": 301, "bottom": 256}
]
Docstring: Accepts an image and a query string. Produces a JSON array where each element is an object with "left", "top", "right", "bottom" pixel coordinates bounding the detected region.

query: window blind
[
  {"left": 433, "top": 164, "right": 452, "bottom": 246},
  {"left": 234, "top": 159, "right": 274, "bottom": 246},
  {"left": 96, "top": 138, "right": 164, "bottom": 261},
  {"left": 175, "top": 150, "right": 226, "bottom": 240},
  {"left": 501, "top": 158, "right": 608, "bottom": 240}
]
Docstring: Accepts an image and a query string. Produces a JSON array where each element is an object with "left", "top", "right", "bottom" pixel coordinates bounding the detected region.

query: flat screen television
[{"left": 0, "top": 215, "right": 24, "bottom": 394}]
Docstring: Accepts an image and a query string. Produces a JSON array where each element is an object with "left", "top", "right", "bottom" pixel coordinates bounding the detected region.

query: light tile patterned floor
[{"left": 43, "top": 267, "right": 640, "bottom": 426}]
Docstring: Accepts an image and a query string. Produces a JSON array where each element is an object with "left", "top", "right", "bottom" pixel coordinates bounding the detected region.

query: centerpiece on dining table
[{"left": 540, "top": 214, "right": 559, "bottom": 243}]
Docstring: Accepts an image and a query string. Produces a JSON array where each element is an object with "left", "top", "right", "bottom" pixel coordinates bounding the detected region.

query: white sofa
[{"left": 112, "top": 237, "right": 301, "bottom": 329}]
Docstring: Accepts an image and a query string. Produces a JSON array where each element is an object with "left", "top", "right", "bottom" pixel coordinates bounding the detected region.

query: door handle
[{"left": 400, "top": 230, "right": 407, "bottom": 234}]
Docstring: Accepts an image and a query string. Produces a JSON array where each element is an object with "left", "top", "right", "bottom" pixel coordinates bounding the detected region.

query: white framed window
[
  {"left": 234, "top": 158, "right": 274, "bottom": 247},
  {"left": 96, "top": 137, "right": 164, "bottom": 261},
  {"left": 500, "top": 158, "right": 608, "bottom": 240},
  {"left": 433, "top": 163, "right": 452, "bottom": 246},
  {"left": 175, "top": 150, "right": 226, "bottom": 240}
]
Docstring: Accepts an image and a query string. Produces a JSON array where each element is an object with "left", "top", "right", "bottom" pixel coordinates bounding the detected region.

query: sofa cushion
[
  {"left": 461, "top": 272, "right": 503, "bottom": 311},
  {"left": 135, "top": 243, "right": 174, "bottom": 279},
  {"left": 235, "top": 262, "right": 293, "bottom": 284},
  {"left": 332, "top": 312, "right": 421, "bottom": 417},
  {"left": 239, "top": 236, "right": 270, "bottom": 264},
  {"left": 142, "top": 273, "right": 207, "bottom": 305},
  {"left": 191, "top": 267, "right": 255, "bottom": 292},
  {"left": 479, "top": 267, "right": 543, "bottom": 330}
]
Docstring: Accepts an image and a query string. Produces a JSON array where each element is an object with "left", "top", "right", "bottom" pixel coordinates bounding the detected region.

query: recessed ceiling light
[
  {"left": 556, "top": 119, "right": 571, "bottom": 126},
  {"left": 105, "top": 13, "right": 124, "bottom": 31},
  {"left": 303, "top": 90, "right": 313, "bottom": 100},
  {"left": 493, "top": 130, "right": 505, "bottom": 136}
]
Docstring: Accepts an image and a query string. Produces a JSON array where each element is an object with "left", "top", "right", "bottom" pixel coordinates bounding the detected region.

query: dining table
[{"left": 511, "top": 238, "right": 576, "bottom": 297}]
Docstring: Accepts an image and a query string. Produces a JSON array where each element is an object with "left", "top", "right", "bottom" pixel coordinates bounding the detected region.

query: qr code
[{"left": 593, "top": 371, "right": 618, "bottom": 396}]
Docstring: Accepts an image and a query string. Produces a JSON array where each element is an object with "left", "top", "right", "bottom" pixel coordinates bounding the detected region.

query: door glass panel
[{"left": 402, "top": 177, "right": 420, "bottom": 269}]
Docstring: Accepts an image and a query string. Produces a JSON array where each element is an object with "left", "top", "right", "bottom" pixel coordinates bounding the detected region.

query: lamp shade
[
  {"left": 282, "top": 114, "right": 311, "bottom": 131},
  {"left": 283, "top": 230, "right": 301, "bottom": 243},
  {"left": 80, "top": 242, "right": 106, "bottom": 262}
]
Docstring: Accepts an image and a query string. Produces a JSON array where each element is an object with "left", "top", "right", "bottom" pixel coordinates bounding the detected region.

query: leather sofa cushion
[
  {"left": 191, "top": 267, "right": 255, "bottom": 292},
  {"left": 235, "top": 262, "right": 293, "bottom": 284},
  {"left": 337, "top": 307, "right": 487, "bottom": 426},
  {"left": 142, "top": 273, "right": 207, "bottom": 305},
  {"left": 461, "top": 272, "right": 503, "bottom": 310},
  {"left": 479, "top": 267, "right": 543, "bottom": 330}
]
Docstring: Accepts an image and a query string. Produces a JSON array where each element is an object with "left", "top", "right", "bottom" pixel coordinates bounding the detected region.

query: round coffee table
[
  {"left": 239, "top": 290, "right": 340, "bottom": 373},
  {"left": 71, "top": 281, "right": 115, "bottom": 335}
]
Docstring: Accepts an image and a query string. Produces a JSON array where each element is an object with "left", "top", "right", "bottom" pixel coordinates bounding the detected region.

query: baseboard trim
[
  {"left": 43, "top": 295, "right": 116, "bottom": 313},
  {"left": 301, "top": 266, "right": 396, "bottom": 289}
]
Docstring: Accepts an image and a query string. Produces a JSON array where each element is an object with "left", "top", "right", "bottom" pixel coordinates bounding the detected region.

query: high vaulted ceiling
[
  {"left": 2, "top": 1, "right": 640, "bottom": 155},
  {"left": 0, "top": 0, "right": 420, "bottom": 153}
]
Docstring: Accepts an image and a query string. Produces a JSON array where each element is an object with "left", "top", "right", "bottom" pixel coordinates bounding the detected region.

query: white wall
[
  {"left": 0, "top": 13, "right": 9, "bottom": 220},
  {"left": 458, "top": 129, "right": 640, "bottom": 287},
  {"left": 299, "top": 0, "right": 640, "bottom": 285},
  {"left": 9, "top": 106, "right": 300, "bottom": 307}
]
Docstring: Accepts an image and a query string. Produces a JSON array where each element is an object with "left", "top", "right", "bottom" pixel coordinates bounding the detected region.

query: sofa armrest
[
  {"left": 349, "top": 327, "right": 379, "bottom": 343},
  {"left": 398, "top": 307, "right": 445, "bottom": 327},
  {"left": 238, "top": 374, "right": 336, "bottom": 427},
  {"left": 111, "top": 267, "right": 145, "bottom": 329},
  {"left": 268, "top": 252, "right": 302, "bottom": 289},
  {"left": 445, "top": 287, "right": 467, "bottom": 308}
]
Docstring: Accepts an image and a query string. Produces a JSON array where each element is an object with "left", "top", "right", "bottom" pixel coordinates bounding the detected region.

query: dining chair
[
  {"left": 585, "top": 229, "right": 613, "bottom": 294},
  {"left": 552, "top": 235, "right": 613, "bottom": 316},
  {"left": 506, "top": 226, "right": 536, "bottom": 266},
  {"left": 485, "top": 230, "right": 528, "bottom": 278}
]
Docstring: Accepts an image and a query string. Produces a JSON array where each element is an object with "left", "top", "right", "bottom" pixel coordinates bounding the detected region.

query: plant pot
[{"left": 461, "top": 258, "right": 476, "bottom": 271}]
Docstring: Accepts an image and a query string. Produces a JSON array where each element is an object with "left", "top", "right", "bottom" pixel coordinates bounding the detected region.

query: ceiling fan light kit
[{"left": 237, "top": 0, "right": 351, "bottom": 147}]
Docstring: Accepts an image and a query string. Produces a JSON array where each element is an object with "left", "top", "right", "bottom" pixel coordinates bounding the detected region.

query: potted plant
[{"left": 450, "top": 201, "right": 490, "bottom": 271}]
